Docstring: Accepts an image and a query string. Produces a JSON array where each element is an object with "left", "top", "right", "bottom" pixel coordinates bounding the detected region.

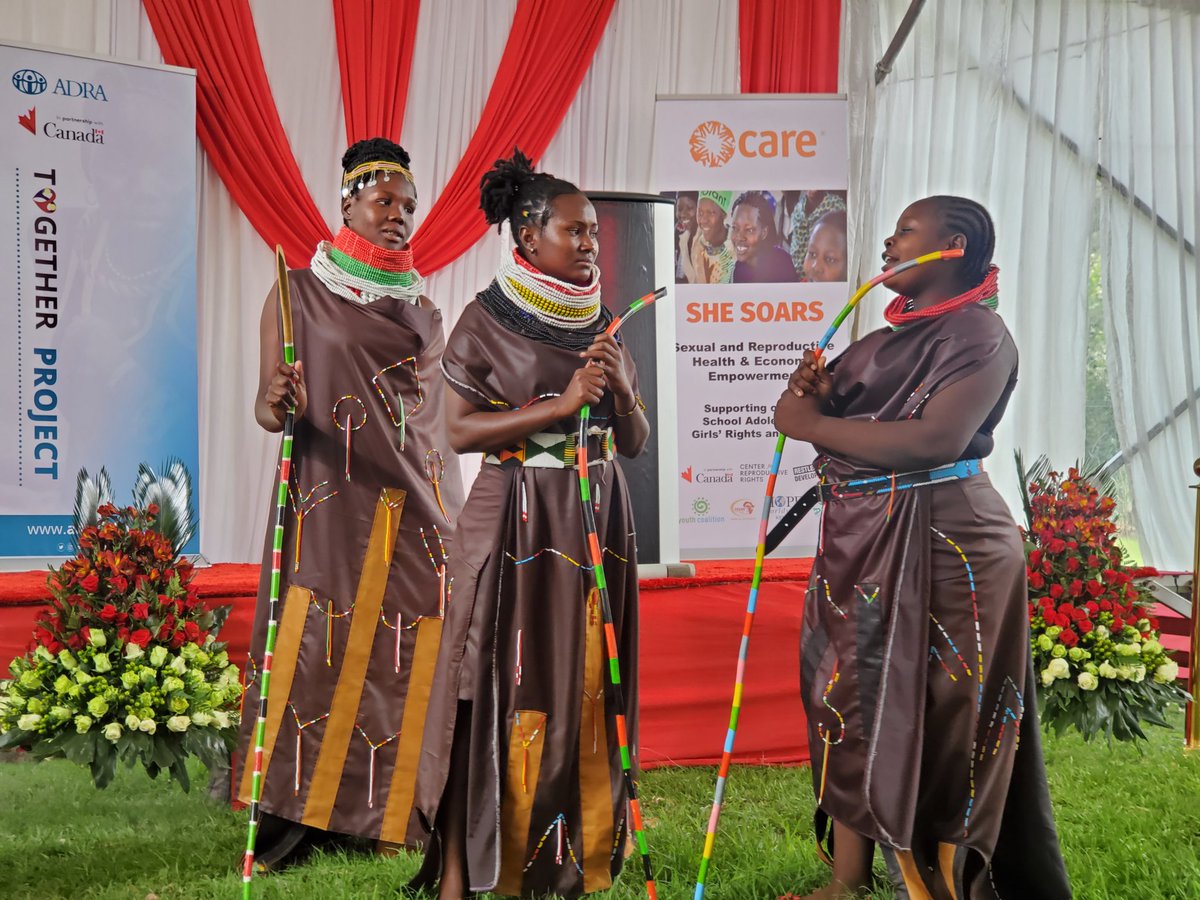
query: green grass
[{"left": 1, "top": 717, "right": 1198, "bottom": 899}]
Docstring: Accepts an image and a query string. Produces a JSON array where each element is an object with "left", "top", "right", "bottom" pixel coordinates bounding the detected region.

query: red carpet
[{"left": 0, "top": 559, "right": 814, "bottom": 769}]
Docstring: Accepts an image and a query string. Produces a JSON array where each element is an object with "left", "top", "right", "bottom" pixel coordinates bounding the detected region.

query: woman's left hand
[
  {"left": 774, "top": 386, "right": 823, "bottom": 441},
  {"left": 581, "top": 334, "right": 635, "bottom": 407}
]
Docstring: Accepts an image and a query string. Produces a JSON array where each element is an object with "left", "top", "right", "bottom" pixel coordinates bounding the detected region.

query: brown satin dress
[
  {"left": 411, "top": 296, "right": 640, "bottom": 898},
  {"left": 235, "top": 269, "right": 464, "bottom": 858},
  {"left": 802, "top": 304, "right": 1071, "bottom": 898}
]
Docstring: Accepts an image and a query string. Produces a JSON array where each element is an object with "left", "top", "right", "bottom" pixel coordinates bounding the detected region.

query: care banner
[
  {"left": 655, "top": 96, "right": 848, "bottom": 558},
  {"left": 0, "top": 43, "right": 198, "bottom": 557}
]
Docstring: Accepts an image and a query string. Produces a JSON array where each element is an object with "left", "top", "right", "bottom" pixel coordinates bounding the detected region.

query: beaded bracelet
[{"left": 614, "top": 394, "right": 645, "bottom": 417}]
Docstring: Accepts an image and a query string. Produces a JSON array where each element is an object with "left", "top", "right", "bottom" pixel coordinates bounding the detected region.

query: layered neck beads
[
  {"left": 496, "top": 248, "right": 602, "bottom": 330},
  {"left": 311, "top": 226, "right": 425, "bottom": 306},
  {"left": 884, "top": 265, "right": 1000, "bottom": 328}
]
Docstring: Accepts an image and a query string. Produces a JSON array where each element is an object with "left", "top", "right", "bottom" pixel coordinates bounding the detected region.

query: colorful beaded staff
[
  {"left": 243, "top": 247, "right": 298, "bottom": 896},
  {"left": 575, "top": 286, "right": 666, "bottom": 900},
  {"left": 693, "top": 249, "right": 965, "bottom": 900}
]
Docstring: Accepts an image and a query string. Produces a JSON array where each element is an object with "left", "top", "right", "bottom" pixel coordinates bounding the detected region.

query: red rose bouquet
[
  {"left": 1019, "top": 456, "right": 1189, "bottom": 742},
  {"left": 0, "top": 502, "right": 240, "bottom": 788}
]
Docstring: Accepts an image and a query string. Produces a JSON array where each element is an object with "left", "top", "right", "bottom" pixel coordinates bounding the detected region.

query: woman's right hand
[
  {"left": 787, "top": 350, "right": 833, "bottom": 406},
  {"left": 264, "top": 361, "right": 307, "bottom": 425},
  {"left": 555, "top": 364, "right": 606, "bottom": 416}
]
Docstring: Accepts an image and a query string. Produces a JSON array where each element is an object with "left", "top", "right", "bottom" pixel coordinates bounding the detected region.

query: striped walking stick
[
  {"left": 242, "top": 247, "right": 297, "bottom": 897},
  {"left": 693, "top": 249, "right": 964, "bottom": 899},
  {"left": 576, "top": 286, "right": 667, "bottom": 900}
]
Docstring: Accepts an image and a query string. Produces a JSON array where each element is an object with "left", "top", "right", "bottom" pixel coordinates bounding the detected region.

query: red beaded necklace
[
  {"left": 883, "top": 265, "right": 1000, "bottom": 327},
  {"left": 332, "top": 226, "right": 413, "bottom": 274}
]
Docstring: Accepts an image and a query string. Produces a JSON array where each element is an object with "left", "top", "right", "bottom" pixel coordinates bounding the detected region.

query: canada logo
[
  {"left": 18, "top": 107, "right": 35, "bottom": 134},
  {"left": 681, "top": 466, "right": 693, "bottom": 482},
  {"left": 689, "top": 120, "right": 736, "bottom": 168}
]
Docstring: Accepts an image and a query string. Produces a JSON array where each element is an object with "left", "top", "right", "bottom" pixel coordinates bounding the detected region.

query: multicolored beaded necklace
[
  {"left": 496, "top": 247, "right": 601, "bottom": 329},
  {"left": 479, "top": 249, "right": 612, "bottom": 352},
  {"left": 330, "top": 227, "right": 415, "bottom": 287},
  {"left": 884, "top": 264, "right": 999, "bottom": 329},
  {"left": 311, "top": 226, "right": 425, "bottom": 306}
]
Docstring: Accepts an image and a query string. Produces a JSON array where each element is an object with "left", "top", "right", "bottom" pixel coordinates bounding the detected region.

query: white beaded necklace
[
  {"left": 496, "top": 248, "right": 601, "bottom": 330},
  {"left": 310, "top": 242, "right": 426, "bottom": 307}
]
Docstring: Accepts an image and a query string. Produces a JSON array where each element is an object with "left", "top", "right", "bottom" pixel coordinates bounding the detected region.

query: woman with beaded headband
[
  {"left": 775, "top": 196, "right": 1070, "bottom": 899},
  {"left": 236, "top": 137, "right": 464, "bottom": 871},
  {"left": 409, "top": 150, "right": 648, "bottom": 899}
]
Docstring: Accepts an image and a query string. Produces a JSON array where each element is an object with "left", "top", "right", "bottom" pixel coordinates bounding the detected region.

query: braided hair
[
  {"left": 732, "top": 191, "right": 781, "bottom": 244},
  {"left": 479, "top": 148, "right": 582, "bottom": 238},
  {"left": 928, "top": 195, "right": 995, "bottom": 284},
  {"left": 341, "top": 137, "right": 413, "bottom": 198}
]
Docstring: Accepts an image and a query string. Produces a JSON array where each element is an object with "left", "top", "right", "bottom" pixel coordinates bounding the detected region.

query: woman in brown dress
[
  {"left": 410, "top": 150, "right": 649, "bottom": 899},
  {"left": 237, "top": 137, "right": 463, "bottom": 869},
  {"left": 776, "top": 196, "right": 1071, "bottom": 899}
]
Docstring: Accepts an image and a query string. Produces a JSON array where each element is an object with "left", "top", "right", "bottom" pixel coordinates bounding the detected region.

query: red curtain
[
  {"left": 332, "top": 0, "right": 421, "bottom": 145},
  {"left": 407, "top": 0, "right": 616, "bottom": 275},
  {"left": 739, "top": 0, "right": 841, "bottom": 93},
  {"left": 143, "top": 0, "right": 331, "bottom": 267}
]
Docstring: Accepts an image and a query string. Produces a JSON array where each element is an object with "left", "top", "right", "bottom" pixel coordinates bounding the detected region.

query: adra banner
[
  {"left": 654, "top": 95, "right": 848, "bottom": 558},
  {"left": 0, "top": 42, "right": 198, "bottom": 557}
]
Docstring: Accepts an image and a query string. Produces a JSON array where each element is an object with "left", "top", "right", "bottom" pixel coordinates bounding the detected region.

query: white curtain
[
  {"left": 844, "top": 0, "right": 1107, "bottom": 519},
  {"left": 1096, "top": 3, "right": 1199, "bottom": 569},
  {"left": 0, "top": 0, "right": 739, "bottom": 562}
]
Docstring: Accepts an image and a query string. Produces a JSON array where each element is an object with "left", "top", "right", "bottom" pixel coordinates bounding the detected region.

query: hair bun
[
  {"left": 479, "top": 148, "right": 537, "bottom": 225},
  {"left": 341, "top": 137, "right": 411, "bottom": 174}
]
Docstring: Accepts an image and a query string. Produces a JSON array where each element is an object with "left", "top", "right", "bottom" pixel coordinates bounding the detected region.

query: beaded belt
[
  {"left": 483, "top": 427, "right": 615, "bottom": 469},
  {"left": 765, "top": 459, "right": 984, "bottom": 554},
  {"left": 819, "top": 458, "right": 983, "bottom": 501}
]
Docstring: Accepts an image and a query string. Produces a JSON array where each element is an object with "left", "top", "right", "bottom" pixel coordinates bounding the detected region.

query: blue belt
[
  {"left": 820, "top": 458, "right": 983, "bottom": 501},
  {"left": 764, "top": 459, "right": 984, "bottom": 554}
]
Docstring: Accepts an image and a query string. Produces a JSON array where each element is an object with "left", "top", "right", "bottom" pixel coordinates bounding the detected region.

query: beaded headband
[{"left": 341, "top": 161, "right": 414, "bottom": 198}]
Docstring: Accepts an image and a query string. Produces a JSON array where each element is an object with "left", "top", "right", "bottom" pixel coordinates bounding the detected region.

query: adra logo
[{"left": 53, "top": 78, "right": 108, "bottom": 101}]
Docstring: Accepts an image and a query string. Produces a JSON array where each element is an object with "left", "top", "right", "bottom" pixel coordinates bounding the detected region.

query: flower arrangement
[
  {"left": 1018, "top": 455, "right": 1189, "bottom": 742},
  {"left": 0, "top": 499, "right": 240, "bottom": 788}
]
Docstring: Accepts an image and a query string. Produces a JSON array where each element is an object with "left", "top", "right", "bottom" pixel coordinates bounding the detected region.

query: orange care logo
[
  {"left": 689, "top": 120, "right": 736, "bottom": 168},
  {"left": 689, "top": 120, "right": 819, "bottom": 167}
]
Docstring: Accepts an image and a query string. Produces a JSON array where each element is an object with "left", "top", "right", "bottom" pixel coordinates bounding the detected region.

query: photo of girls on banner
[{"left": 654, "top": 96, "right": 848, "bottom": 558}]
